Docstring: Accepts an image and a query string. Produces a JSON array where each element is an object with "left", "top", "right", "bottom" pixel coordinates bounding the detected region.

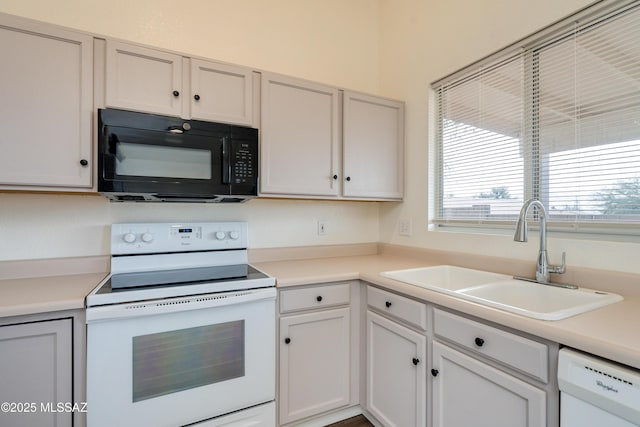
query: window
[{"left": 433, "top": 0, "right": 640, "bottom": 232}]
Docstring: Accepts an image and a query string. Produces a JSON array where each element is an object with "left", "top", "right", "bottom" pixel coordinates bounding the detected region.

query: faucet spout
[{"left": 513, "top": 199, "right": 565, "bottom": 283}]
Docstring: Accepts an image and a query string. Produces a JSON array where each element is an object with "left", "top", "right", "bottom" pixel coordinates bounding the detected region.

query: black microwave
[{"left": 97, "top": 109, "right": 258, "bottom": 202}]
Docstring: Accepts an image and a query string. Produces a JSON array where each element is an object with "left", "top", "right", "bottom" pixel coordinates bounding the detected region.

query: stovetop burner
[
  {"left": 86, "top": 222, "right": 275, "bottom": 307},
  {"left": 110, "top": 264, "right": 249, "bottom": 289}
]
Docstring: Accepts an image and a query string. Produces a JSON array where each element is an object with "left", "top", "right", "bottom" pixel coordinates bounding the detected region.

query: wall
[
  {"left": 377, "top": 0, "right": 640, "bottom": 275},
  {"left": 0, "top": 0, "right": 382, "bottom": 261},
  {"left": 3, "top": 0, "right": 637, "bottom": 275},
  {"left": 0, "top": 194, "right": 379, "bottom": 260}
]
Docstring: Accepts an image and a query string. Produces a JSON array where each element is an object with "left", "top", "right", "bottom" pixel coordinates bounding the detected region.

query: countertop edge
[{"left": 255, "top": 255, "right": 640, "bottom": 370}]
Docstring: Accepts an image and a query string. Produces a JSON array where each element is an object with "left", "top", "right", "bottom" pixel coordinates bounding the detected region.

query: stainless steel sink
[{"left": 380, "top": 265, "right": 623, "bottom": 320}]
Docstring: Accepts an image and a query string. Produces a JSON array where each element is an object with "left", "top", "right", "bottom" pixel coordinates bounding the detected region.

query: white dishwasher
[{"left": 558, "top": 348, "right": 640, "bottom": 426}]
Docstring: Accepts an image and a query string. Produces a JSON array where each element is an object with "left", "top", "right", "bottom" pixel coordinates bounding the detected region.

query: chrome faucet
[{"left": 514, "top": 199, "right": 566, "bottom": 283}]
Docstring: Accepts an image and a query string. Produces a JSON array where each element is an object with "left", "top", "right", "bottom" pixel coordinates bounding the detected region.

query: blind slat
[{"left": 434, "top": 2, "right": 640, "bottom": 226}]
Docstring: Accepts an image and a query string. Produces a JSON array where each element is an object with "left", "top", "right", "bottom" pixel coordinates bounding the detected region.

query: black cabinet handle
[
  {"left": 333, "top": 175, "right": 338, "bottom": 180},
  {"left": 316, "top": 295, "right": 323, "bottom": 302},
  {"left": 194, "top": 94, "right": 200, "bottom": 101},
  {"left": 284, "top": 337, "right": 291, "bottom": 344},
  {"left": 475, "top": 337, "right": 485, "bottom": 347},
  {"left": 412, "top": 358, "right": 420, "bottom": 366},
  {"left": 431, "top": 369, "right": 439, "bottom": 377},
  {"left": 79, "top": 159, "right": 89, "bottom": 166},
  {"left": 385, "top": 301, "right": 392, "bottom": 308},
  {"left": 346, "top": 176, "right": 351, "bottom": 181},
  {"left": 172, "top": 90, "right": 180, "bottom": 97}
]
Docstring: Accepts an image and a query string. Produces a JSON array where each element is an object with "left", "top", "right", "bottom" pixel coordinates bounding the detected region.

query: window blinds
[{"left": 433, "top": 1, "right": 640, "bottom": 230}]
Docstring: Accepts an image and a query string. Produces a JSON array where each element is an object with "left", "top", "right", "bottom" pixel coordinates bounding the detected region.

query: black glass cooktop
[{"left": 95, "top": 264, "right": 268, "bottom": 294}]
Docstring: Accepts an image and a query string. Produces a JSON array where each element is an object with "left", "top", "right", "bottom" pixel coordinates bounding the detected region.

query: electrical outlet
[
  {"left": 399, "top": 219, "right": 412, "bottom": 236},
  {"left": 318, "top": 221, "right": 328, "bottom": 236}
]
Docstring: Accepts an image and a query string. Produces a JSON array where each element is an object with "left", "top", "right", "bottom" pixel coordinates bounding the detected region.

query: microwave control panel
[{"left": 232, "top": 142, "right": 256, "bottom": 184}]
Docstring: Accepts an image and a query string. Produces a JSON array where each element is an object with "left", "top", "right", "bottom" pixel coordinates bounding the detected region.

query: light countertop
[
  {"left": 0, "top": 272, "right": 107, "bottom": 318},
  {"left": 1, "top": 250, "right": 638, "bottom": 370},
  {"left": 254, "top": 253, "right": 640, "bottom": 370}
]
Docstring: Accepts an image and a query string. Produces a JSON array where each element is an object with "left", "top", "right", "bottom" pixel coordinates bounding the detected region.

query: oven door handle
[{"left": 86, "top": 287, "right": 276, "bottom": 323}]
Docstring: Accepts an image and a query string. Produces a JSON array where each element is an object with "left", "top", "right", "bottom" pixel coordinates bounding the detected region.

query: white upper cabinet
[
  {"left": 105, "top": 40, "right": 183, "bottom": 117},
  {"left": 0, "top": 14, "right": 93, "bottom": 189},
  {"left": 260, "top": 74, "right": 405, "bottom": 201},
  {"left": 260, "top": 72, "right": 341, "bottom": 197},
  {"left": 343, "top": 91, "right": 404, "bottom": 200},
  {"left": 190, "top": 58, "right": 253, "bottom": 126},
  {"left": 105, "top": 40, "right": 254, "bottom": 126}
]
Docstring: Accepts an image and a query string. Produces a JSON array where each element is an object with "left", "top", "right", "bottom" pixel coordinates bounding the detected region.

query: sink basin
[
  {"left": 380, "top": 265, "right": 511, "bottom": 292},
  {"left": 380, "top": 265, "right": 623, "bottom": 320},
  {"left": 458, "top": 279, "right": 624, "bottom": 320}
]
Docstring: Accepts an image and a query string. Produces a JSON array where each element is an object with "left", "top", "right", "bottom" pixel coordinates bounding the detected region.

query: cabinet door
[
  {"left": 0, "top": 319, "right": 72, "bottom": 427},
  {"left": 105, "top": 40, "right": 183, "bottom": 116},
  {"left": 260, "top": 73, "right": 340, "bottom": 197},
  {"left": 0, "top": 16, "right": 92, "bottom": 188},
  {"left": 432, "top": 341, "right": 546, "bottom": 427},
  {"left": 279, "top": 307, "right": 350, "bottom": 424},
  {"left": 343, "top": 91, "right": 404, "bottom": 200},
  {"left": 367, "top": 311, "right": 426, "bottom": 427},
  {"left": 190, "top": 59, "right": 254, "bottom": 126}
]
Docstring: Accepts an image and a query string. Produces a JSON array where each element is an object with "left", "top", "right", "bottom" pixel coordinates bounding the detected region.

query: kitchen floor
[{"left": 327, "top": 415, "right": 374, "bottom": 427}]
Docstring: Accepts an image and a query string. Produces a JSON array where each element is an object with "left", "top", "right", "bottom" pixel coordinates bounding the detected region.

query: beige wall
[
  {"left": 0, "top": 0, "right": 380, "bottom": 92},
  {"left": 0, "top": 0, "right": 382, "bottom": 261},
  {"left": 2, "top": 0, "right": 638, "bottom": 276},
  {"left": 378, "top": 0, "right": 640, "bottom": 275}
]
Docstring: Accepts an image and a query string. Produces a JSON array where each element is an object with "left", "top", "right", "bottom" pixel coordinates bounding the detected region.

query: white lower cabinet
[
  {"left": 366, "top": 311, "right": 426, "bottom": 427},
  {"left": 278, "top": 282, "right": 357, "bottom": 425},
  {"left": 277, "top": 283, "right": 559, "bottom": 427},
  {"left": 432, "top": 341, "right": 546, "bottom": 427},
  {"left": 431, "top": 308, "right": 557, "bottom": 427},
  {"left": 0, "top": 319, "right": 73, "bottom": 427}
]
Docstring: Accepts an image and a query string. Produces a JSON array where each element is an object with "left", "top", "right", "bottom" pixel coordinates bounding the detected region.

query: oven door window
[{"left": 132, "top": 320, "right": 244, "bottom": 402}]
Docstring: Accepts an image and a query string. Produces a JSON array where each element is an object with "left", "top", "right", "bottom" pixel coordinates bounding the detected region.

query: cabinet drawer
[
  {"left": 367, "top": 286, "right": 427, "bottom": 331},
  {"left": 433, "top": 309, "right": 548, "bottom": 382},
  {"left": 280, "top": 283, "right": 350, "bottom": 313}
]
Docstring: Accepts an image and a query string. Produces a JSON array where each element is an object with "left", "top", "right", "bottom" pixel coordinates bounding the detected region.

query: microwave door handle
[
  {"left": 107, "top": 135, "right": 126, "bottom": 162},
  {"left": 222, "top": 137, "right": 232, "bottom": 184}
]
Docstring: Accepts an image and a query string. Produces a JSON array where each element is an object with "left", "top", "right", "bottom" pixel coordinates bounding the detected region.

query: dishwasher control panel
[{"left": 558, "top": 348, "right": 640, "bottom": 426}]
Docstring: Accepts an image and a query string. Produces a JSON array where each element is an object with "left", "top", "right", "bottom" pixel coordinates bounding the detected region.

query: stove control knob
[
  {"left": 215, "top": 231, "right": 226, "bottom": 240},
  {"left": 123, "top": 233, "right": 136, "bottom": 243},
  {"left": 229, "top": 231, "right": 240, "bottom": 240},
  {"left": 141, "top": 232, "right": 154, "bottom": 243}
]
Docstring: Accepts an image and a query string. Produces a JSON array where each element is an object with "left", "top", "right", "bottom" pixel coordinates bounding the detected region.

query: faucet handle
[{"left": 549, "top": 252, "right": 566, "bottom": 274}]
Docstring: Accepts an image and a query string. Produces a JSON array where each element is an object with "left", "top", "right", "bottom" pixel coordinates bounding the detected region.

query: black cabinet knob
[
  {"left": 194, "top": 94, "right": 200, "bottom": 101},
  {"left": 475, "top": 337, "right": 485, "bottom": 347},
  {"left": 385, "top": 301, "right": 392, "bottom": 308},
  {"left": 316, "top": 295, "right": 323, "bottom": 302},
  {"left": 412, "top": 358, "right": 420, "bottom": 366},
  {"left": 346, "top": 176, "right": 351, "bottom": 181},
  {"left": 173, "top": 90, "right": 180, "bottom": 97},
  {"left": 284, "top": 337, "right": 291, "bottom": 344},
  {"left": 333, "top": 175, "right": 338, "bottom": 180},
  {"left": 79, "top": 159, "right": 89, "bottom": 167},
  {"left": 431, "top": 369, "right": 439, "bottom": 377}
]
